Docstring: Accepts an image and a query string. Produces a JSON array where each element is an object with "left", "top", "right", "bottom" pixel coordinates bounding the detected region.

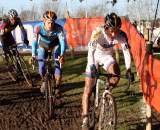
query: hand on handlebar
[
  {"left": 58, "top": 55, "right": 65, "bottom": 65},
  {"left": 28, "top": 56, "right": 36, "bottom": 70}
]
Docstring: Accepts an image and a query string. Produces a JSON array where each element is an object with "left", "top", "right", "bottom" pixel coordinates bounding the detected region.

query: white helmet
[{"left": 8, "top": 9, "right": 18, "bottom": 18}]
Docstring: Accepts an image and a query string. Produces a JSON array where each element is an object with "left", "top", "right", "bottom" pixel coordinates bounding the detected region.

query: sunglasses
[{"left": 104, "top": 25, "right": 117, "bottom": 32}]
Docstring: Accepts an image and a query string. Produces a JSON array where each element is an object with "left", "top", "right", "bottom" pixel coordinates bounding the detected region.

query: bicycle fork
[{"left": 95, "top": 79, "right": 100, "bottom": 108}]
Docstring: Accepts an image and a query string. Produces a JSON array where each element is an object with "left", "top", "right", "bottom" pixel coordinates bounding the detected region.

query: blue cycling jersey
[{"left": 32, "top": 22, "right": 66, "bottom": 56}]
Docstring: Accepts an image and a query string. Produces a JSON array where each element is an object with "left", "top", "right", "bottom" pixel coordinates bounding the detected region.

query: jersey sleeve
[
  {"left": 87, "top": 28, "right": 101, "bottom": 65},
  {"left": 0, "top": 18, "right": 8, "bottom": 35},
  {"left": 18, "top": 18, "right": 28, "bottom": 40},
  {"left": 121, "top": 40, "right": 131, "bottom": 70},
  {"left": 58, "top": 28, "right": 66, "bottom": 56},
  {"left": 32, "top": 25, "right": 40, "bottom": 56}
]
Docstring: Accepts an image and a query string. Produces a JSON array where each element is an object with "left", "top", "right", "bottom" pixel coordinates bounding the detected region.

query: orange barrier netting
[
  {"left": 121, "top": 17, "right": 160, "bottom": 113},
  {"left": 64, "top": 17, "right": 104, "bottom": 48}
]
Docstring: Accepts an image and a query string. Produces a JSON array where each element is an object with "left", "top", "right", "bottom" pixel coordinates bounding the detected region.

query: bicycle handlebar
[{"left": 31, "top": 57, "right": 61, "bottom": 70}]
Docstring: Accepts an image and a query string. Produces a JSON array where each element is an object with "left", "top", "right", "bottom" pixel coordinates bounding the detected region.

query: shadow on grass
[
  {"left": 61, "top": 81, "right": 84, "bottom": 93},
  {"left": 129, "top": 122, "right": 160, "bottom": 130}
]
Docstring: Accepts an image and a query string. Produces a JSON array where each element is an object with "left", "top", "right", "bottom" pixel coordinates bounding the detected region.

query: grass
[
  {"left": 67, "top": 54, "right": 149, "bottom": 129},
  {"left": 62, "top": 54, "right": 146, "bottom": 129},
  {"left": 0, "top": 53, "right": 149, "bottom": 129}
]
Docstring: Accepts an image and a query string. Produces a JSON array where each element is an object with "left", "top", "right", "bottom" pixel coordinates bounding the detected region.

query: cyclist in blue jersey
[{"left": 32, "top": 10, "right": 66, "bottom": 97}]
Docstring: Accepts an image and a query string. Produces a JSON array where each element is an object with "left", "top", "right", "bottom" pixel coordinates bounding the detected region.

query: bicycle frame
[
  {"left": 34, "top": 50, "right": 59, "bottom": 118},
  {"left": 2, "top": 44, "right": 33, "bottom": 87}
]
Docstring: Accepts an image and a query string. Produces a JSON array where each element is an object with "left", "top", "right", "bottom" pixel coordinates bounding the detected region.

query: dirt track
[
  {"left": 0, "top": 65, "right": 160, "bottom": 130},
  {"left": 0, "top": 66, "right": 82, "bottom": 130}
]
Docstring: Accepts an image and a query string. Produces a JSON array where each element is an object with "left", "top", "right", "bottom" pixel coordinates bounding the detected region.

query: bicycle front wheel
[
  {"left": 98, "top": 92, "right": 117, "bottom": 130},
  {"left": 88, "top": 89, "right": 96, "bottom": 129},
  {"left": 2, "top": 53, "right": 18, "bottom": 81},
  {"left": 46, "top": 77, "right": 55, "bottom": 118}
]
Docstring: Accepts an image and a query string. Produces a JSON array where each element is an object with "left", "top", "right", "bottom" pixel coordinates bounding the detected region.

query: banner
[{"left": 64, "top": 17, "right": 104, "bottom": 48}]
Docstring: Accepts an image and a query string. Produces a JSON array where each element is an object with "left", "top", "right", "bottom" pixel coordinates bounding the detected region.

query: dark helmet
[
  {"left": 104, "top": 12, "right": 121, "bottom": 29},
  {"left": 8, "top": 9, "right": 18, "bottom": 18},
  {"left": 43, "top": 10, "right": 57, "bottom": 21}
]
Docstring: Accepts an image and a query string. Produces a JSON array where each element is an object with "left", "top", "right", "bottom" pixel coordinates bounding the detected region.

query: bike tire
[
  {"left": 98, "top": 92, "right": 117, "bottom": 130},
  {"left": 16, "top": 53, "right": 33, "bottom": 87},
  {"left": 46, "top": 78, "right": 55, "bottom": 118},
  {"left": 2, "top": 52, "right": 18, "bottom": 81}
]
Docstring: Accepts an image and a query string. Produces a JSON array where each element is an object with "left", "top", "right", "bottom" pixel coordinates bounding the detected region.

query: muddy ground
[{"left": 0, "top": 66, "right": 160, "bottom": 130}]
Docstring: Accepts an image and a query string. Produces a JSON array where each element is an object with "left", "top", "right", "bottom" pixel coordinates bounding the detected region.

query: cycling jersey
[
  {"left": 32, "top": 22, "right": 66, "bottom": 57},
  {"left": 32, "top": 22, "right": 66, "bottom": 76},
  {"left": 0, "top": 16, "right": 27, "bottom": 39},
  {"left": 86, "top": 26, "right": 131, "bottom": 75},
  {"left": 0, "top": 16, "right": 28, "bottom": 54}
]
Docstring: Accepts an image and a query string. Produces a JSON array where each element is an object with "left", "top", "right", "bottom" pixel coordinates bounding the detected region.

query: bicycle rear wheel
[
  {"left": 16, "top": 54, "right": 33, "bottom": 87},
  {"left": 98, "top": 91, "right": 117, "bottom": 130}
]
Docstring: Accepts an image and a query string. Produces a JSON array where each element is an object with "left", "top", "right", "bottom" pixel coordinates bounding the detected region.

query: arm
[
  {"left": 87, "top": 28, "right": 100, "bottom": 65},
  {"left": 58, "top": 30, "right": 66, "bottom": 56},
  {"left": 18, "top": 18, "right": 28, "bottom": 40},
  {"left": 0, "top": 19, "right": 9, "bottom": 35},
  {"left": 32, "top": 26, "right": 40, "bottom": 57},
  {"left": 87, "top": 41, "right": 96, "bottom": 65},
  {"left": 121, "top": 41, "right": 131, "bottom": 70}
]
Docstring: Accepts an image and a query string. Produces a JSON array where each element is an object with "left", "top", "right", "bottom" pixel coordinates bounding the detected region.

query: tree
[
  {"left": 0, "top": 7, "right": 5, "bottom": 17},
  {"left": 41, "top": 0, "right": 59, "bottom": 16},
  {"left": 19, "top": 9, "right": 40, "bottom": 21},
  {"left": 127, "top": 0, "right": 157, "bottom": 21}
]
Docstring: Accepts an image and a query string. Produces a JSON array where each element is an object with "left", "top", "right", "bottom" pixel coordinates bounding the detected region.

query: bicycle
[
  {"left": 88, "top": 66, "right": 135, "bottom": 130},
  {"left": 32, "top": 49, "right": 61, "bottom": 118},
  {"left": 88, "top": 71, "right": 118, "bottom": 130},
  {"left": 1, "top": 44, "right": 33, "bottom": 87}
]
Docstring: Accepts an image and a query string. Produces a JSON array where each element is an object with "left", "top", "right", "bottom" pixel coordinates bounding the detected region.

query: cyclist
[
  {"left": 0, "top": 9, "right": 29, "bottom": 55},
  {"left": 81, "top": 12, "right": 132, "bottom": 129},
  {"left": 32, "top": 10, "right": 66, "bottom": 97}
]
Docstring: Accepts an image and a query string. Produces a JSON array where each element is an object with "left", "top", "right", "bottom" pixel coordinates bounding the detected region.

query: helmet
[
  {"left": 43, "top": 10, "right": 57, "bottom": 21},
  {"left": 104, "top": 13, "right": 121, "bottom": 29},
  {"left": 8, "top": 9, "right": 18, "bottom": 18}
]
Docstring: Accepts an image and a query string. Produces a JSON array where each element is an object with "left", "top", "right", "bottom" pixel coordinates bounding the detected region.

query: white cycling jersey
[{"left": 86, "top": 26, "right": 131, "bottom": 74}]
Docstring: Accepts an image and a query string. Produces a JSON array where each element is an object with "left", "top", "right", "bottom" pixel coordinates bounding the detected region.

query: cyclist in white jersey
[{"left": 81, "top": 12, "right": 132, "bottom": 129}]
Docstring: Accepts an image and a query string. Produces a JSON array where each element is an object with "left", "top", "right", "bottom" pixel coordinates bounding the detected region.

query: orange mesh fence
[
  {"left": 64, "top": 17, "right": 104, "bottom": 48},
  {"left": 121, "top": 17, "right": 160, "bottom": 113}
]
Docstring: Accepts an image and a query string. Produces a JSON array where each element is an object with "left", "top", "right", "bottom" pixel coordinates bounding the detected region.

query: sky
[
  {"left": 0, "top": 0, "right": 42, "bottom": 12},
  {"left": 0, "top": 0, "right": 128, "bottom": 17}
]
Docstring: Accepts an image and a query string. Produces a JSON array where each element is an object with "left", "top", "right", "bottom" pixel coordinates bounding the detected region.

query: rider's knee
[
  {"left": 55, "top": 75, "right": 62, "bottom": 87},
  {"left": 107, "top": 62, "right": 120, "bottom": 87}
]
